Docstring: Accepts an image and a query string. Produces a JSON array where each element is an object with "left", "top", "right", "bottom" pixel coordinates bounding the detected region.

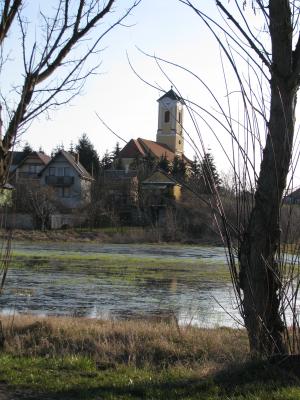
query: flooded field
[{"left": 0, "top": 242, "right": 243, "bottom": 327}]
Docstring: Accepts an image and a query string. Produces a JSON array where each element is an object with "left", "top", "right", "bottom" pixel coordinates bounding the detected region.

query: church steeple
[{"left": 156, "top": 88, "right": 184, "bottom": 155}]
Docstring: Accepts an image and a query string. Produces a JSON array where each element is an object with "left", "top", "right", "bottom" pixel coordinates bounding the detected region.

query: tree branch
[
  {"left": 216, "top": 0, "right": 271, "bottom": 69},
  {"left": 0, "top": 0, "right": 22, "bottom": 45}
]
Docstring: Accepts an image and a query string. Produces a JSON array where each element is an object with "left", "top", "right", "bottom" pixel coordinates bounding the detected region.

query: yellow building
[{"left": 156, "top": 88, "right": 184, "bottom": 155}]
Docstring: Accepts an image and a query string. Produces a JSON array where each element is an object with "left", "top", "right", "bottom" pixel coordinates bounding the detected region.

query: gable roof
[
  {"left": 142, "top": 170, "right": 179, "bottom": 186},
  {"left": 138, "top": 138, "right": 175, "bottom": 161},
  {"left": 39, "top": 150, "right": 93, "bottom": 180},
  {"left": 14, "top": 151, "right": 51, "bottom": 170},
  {"left": 118, "top": 139, "right": 146, "bottom": 158},
  {"left": 9, "top": 151, "right": 26, "bottom": 171},
  {"left": 119, "top": 138, "right": 176, "bottom": 162},
  {"left": 157, "top": 88, "right": 184, "bottom": 104}
]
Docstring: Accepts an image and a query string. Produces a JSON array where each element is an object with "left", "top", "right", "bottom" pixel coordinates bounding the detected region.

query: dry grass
[{"left": 0, "top": 315, "right": 248, "bottom": 369}]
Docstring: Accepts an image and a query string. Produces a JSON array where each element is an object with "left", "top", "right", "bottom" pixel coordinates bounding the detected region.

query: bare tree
[
  {"left": 175, "top": 0, "right": 300, "bottom": 357},
  {"left": 19, "top": 182, "right": 57, "bottom": 231},
  {"left": 0, "top": 0, "right": 140, "bottom": 185}
]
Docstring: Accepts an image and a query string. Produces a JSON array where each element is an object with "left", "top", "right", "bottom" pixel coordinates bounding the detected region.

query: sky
[
  {"left": 2, "top": 0, "right": 300, "bottom": 186},
  {"left": 9, "top": 1, "right": 227, "bottom": 157}
]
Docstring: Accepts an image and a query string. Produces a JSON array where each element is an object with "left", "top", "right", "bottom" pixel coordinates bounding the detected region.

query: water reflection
[
  {"left": 0, "top": 266, "right": 242, "bottom": 327},
  {"left": 0, "top": 242, "right": 244, "bottom": 327}
]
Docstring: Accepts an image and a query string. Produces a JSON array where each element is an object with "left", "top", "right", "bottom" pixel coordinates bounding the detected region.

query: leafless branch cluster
[{"left": 0, "top": 0, "right": 140, "bottom": 185}]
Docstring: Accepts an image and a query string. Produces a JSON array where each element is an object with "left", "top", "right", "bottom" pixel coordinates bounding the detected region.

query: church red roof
[
  {"left": 119, "top": 138, "right": 176, "bottom": 161},
  {"left": 118, "top": 139, "right": 146, "bottom": 158}
]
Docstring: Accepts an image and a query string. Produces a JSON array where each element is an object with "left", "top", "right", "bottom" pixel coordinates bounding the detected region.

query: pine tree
[
  {"left": 51, "top": 143, "right": 64, "bottom": 157},
  {"left": 75, "top": 133, "right": 100, "bottom": 177},
  {"left": 157, "top": 154, "right": 171, "bottom": 173},
  {"left": 23, "top": 142, "right": 33, "bottom": 156},
  {"left": 69, "top": 141, "right": 76, "bottom": 156},
  {"left": 112, "top": 142, "right": 123, "bottom": 170},
  {"left": 200, "top": 152, "right": 221, "bottom": 194},
  {"left": 172, "top": 155, "right": 186, "bottom": 181},
  {"left": 101, "top": 150, "right": 113, "bottom": 170},
  {"left": 188, "top": 155, "right": 204, "bottom": 192},
  {"left": 144, "top": 150, "right": 156, "bottom": 173},
  {"left": 190, "top": 156, "right": 201, "bottom": 177}
]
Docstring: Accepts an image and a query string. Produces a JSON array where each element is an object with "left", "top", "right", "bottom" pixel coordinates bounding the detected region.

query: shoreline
[{"left": 0, "top": 227, "right": 223, "bottom": 246}]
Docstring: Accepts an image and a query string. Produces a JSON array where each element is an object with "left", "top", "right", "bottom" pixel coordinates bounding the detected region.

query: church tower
[{"left": 156, "top": 88, "right": 184, "bottom": 155}]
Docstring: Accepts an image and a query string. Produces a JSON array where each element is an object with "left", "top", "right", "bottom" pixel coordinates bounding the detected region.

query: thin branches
[{"left": 0, "top": 0, "right": 140, "bottom": 185}]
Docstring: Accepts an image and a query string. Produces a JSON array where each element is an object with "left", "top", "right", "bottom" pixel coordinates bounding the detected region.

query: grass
[
  {"left": 10, "top": 251, "right": 230, "bottom": 283},
  {"left": 1, "top": 355, "right": 300, "bottom": 399},
  {"left": 0, "top": 315, "right": 299, "bottom": 399}
]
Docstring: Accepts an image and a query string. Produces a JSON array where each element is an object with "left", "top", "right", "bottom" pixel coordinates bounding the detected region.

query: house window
[
  {"left": 49, "top": 167, "right": 55, "bottom": 176},
  {"left": 164, "top": 110, "right": 170, "bottom": 123},
  {"left": 57, "top": 167, "right": 64, "bottom": 176},
  {"left": 64, "top": 167, "right": 71, "bottom": 176},
  {"left": 28, "top": 164, "right": 38, "bottom": 173}
]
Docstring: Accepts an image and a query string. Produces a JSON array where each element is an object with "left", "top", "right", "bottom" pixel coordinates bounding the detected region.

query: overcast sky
[{"left": 4, "top": 0, "right": 300, "bottom": 186}]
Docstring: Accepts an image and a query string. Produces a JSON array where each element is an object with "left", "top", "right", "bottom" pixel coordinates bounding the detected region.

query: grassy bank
[
  {"left": 1, "top": 227, "right": 222, "bottom": 245},
  {"left": 0, "top": 315, "right": 299, "bottom": 399}
]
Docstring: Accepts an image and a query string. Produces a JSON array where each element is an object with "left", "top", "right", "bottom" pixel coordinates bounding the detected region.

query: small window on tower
[
  {"left": 178, "top": 111, "right": 182, "bottom": 124},
  {"left": 164, "top": 111, "right": 170, "bottom": 123}
]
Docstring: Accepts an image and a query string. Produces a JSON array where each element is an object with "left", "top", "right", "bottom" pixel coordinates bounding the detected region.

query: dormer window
[{"left": 164, "top": 111, "right": 170, "bottom": 123}]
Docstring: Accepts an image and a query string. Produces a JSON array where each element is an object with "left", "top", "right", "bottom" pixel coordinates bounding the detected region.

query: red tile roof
[
  {"left": 119, "top": 137, "right": 176, "bottom": 161},
  {"left": 119, "top": 139, "right": 146, "bottom": 158},
  {"left": 138, "top": 138, "right": 175, "bottom": 161}
]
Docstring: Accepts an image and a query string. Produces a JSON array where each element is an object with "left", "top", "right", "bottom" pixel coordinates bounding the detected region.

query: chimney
[{"left": 74, "top": 153, "right": 79, "bottom": 164}]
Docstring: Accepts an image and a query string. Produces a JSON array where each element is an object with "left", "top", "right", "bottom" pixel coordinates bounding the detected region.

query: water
[{"left": 0, "top": 242, "right": 243, "bottom": 328}]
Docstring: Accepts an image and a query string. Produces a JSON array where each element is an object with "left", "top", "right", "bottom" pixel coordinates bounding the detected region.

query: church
[
  {"left": 118, "top": 88, "right": 188, "bottom": 170},
  {"left": 103, "top": 88, "right": 188, "bottom": 223}
]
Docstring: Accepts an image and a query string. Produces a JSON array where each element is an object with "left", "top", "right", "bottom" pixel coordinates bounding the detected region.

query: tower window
[
  {"left": 164, "top": 111, "right": 170, "bottom": 123},
  {"left": 178, "top": 111, "right": 182, "bottom": 124}
]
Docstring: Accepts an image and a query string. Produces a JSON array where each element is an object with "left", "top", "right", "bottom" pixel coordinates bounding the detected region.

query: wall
[
  {"left": 0, "top": 213, "right": 34, "bottom": 229},
  {"left": 50, "top": 213, "right": 86, "bottom": 229}
]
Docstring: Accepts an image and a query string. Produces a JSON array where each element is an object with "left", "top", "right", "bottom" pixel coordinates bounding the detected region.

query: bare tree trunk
[
  {"left": 239, "top": 0, "right": 297, "bottom": 357},
  {"left": 177, "top": 0, "right": 300, "bottom": 356}
]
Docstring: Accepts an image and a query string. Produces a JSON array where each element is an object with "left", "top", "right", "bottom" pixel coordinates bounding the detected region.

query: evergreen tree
[
  {"left": 157, "top": 154, "right": 171, "bottom": 173},
  {"left": 23, "top": 142, "right": 33, "bottom": 156},
  {"left": 51, "top": 143, "right": 64, "bottom": 157},
  {"left": 172, "top": 155, "right": 186, "bottom": 181},
  {"left": 101, "top": 150, "right": 113, "bottom": 170},
  {"left": 144, "top": 150, "right": 156, "bottom": 173},
  {"left": 190, "top": 155, "right": 201, "bottom": 178},
  {"left": 112, "top": 142, "right": 123, "bottom": 170},
  {"left": 69, "top": 141, "right": 76, "bottom": 156},
  {"left": 75, "top": 133, "right": 100, "bottom": 177},
  {"left": 200, "top": 152, "right": 221, "bottom": 194}
]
